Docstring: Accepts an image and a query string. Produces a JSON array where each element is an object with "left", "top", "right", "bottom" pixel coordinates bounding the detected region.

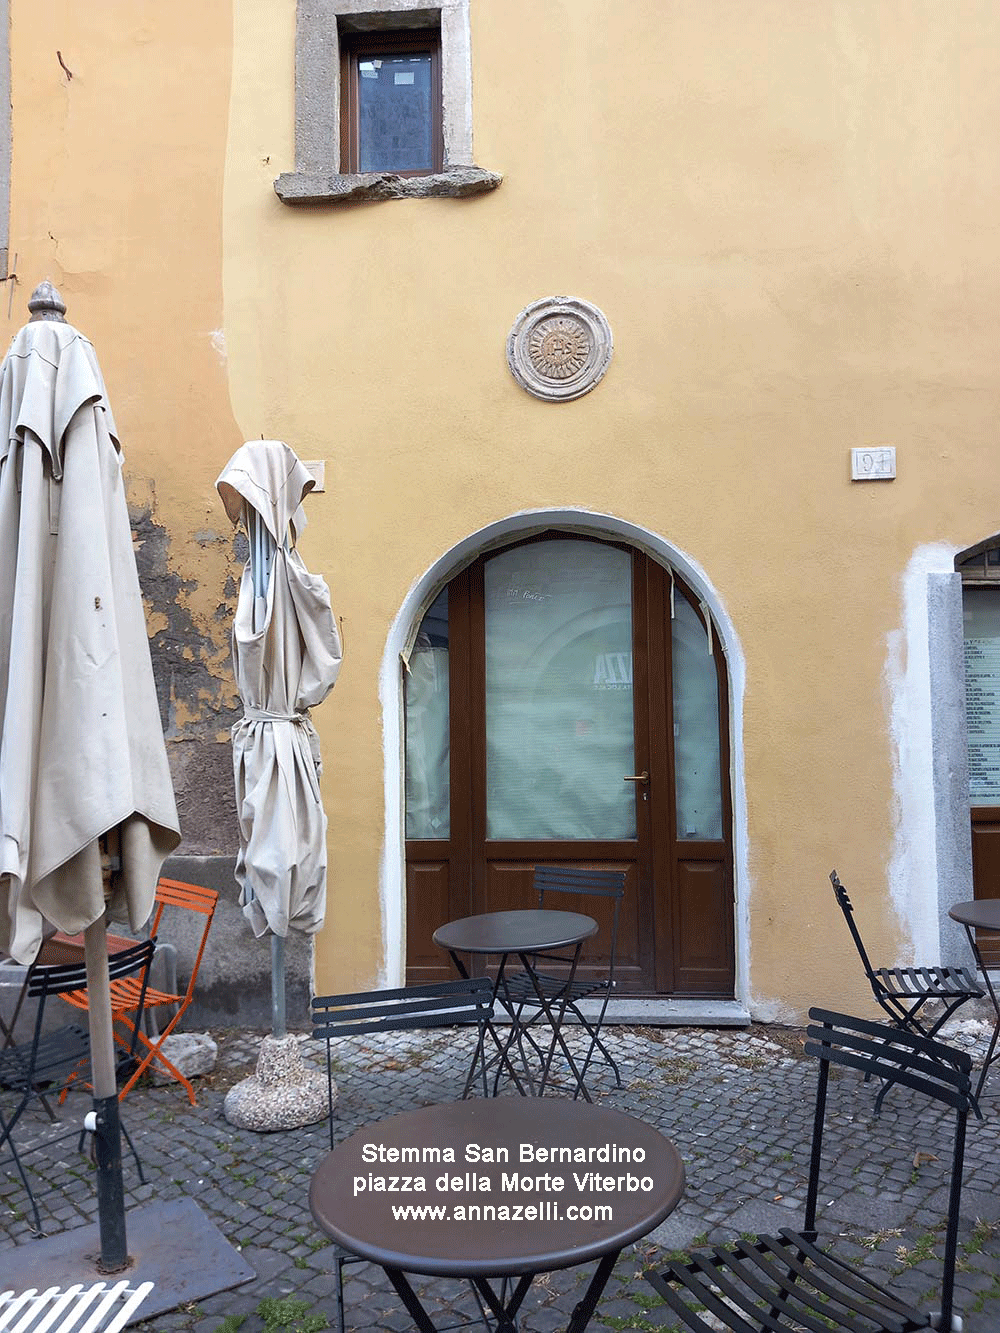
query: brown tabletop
[
  {"left": 432, "top": 909, "right": 598, "bottom": 957},
  {"left": 310, "top": 1096, "right": 684, "bottom": 1278},
  {"left": 949, "top": 899, "right": 1000, "bottom": 931},
  {"left": 432, "top": 910, "right": 601, "bottom": 1099}
]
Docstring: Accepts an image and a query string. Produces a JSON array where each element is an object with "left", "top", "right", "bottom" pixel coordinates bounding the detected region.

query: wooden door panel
[
  {"left": 672, "top": 856, "right": 734, "bottom": 994},
  {"left": 971, "top": 807, "right": 1000, "bottom": 901},
  {"left": 405, "top": 853, "right": 456, "bottom": 982}
]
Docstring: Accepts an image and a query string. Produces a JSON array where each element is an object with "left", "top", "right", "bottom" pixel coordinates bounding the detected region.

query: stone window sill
[{"left": 274, "top": 166, "right": 501, "bottom": 205}]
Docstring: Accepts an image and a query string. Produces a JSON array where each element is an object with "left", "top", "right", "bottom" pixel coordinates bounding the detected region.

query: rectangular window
[{"left": 340, "top": 30, "right": 443, "bottom": 175}]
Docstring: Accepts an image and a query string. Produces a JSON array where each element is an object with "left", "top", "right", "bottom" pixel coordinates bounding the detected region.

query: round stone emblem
[{"left": 507, "top": 297, "right": 613, "bottom": 402}]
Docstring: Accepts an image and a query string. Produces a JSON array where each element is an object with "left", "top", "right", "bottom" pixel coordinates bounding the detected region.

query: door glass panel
[
  {"left": 484, "top": 540, "right": 635, "bottom": 840},
  {"left": 672, "top": 596, "right": 723, "bottom": 840},
  {"left": 405, "top": 588, "right": 450, "bottom": 838},
  {"left": 963, "top": 587, "right": 1000, "bottom": 805}
]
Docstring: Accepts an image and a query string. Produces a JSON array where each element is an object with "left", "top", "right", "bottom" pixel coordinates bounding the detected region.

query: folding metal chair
[
  {"left": 644, "top": 1008, "right": 973, "bottom": 1333},
  {"left": 499, "top": 865, "right": 627, "bottom": 1095},
  {"left": 311, "top": 977, "right": 495, "bottom": 1333},
  {"left": 0, "top": 1280, "right": 154, "bottom": 1332},
  {"left": 0, "top": 939, "right": 154, "bottom": 1235},
  {"left": 831, "top": 870, "right": 983, "bottom": 1038},
  {"left": 59, "top": 878, "right": 218, "bottom": 1105}
]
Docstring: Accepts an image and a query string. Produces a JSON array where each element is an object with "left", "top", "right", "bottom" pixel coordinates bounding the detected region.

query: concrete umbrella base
[{"left": 223, "top": 1033, "right": 332, "bottom": 1131}]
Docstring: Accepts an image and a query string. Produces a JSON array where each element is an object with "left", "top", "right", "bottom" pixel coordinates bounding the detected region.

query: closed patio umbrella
[
  {"left": 0, "top": 282, "right": 180, "bottom": 1268},
  {"left": 217, "top": 440, "right": 341, "bottom": 1128}
]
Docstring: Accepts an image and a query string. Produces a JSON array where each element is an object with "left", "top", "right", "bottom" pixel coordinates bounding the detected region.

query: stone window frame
[{"left": 275, "top": 0, "right": 501, "bottom": 205}]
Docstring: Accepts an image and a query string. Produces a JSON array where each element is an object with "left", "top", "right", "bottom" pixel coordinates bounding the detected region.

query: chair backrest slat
[
  {"left": 534, "top": 865, "right": 627, "bottom": 903},
  {"left": 829, "top": 870, "right": 881, "bottom": 989},
  {"left": 805, "top": 1008, "right": 972, "bottom": 1109},
  {"left": 311, "top": 977, "right": 494, "bottom": 1146},
  {"left": 312, "top": 978, "right": 493, "bottom": 1041},
  {"left": 805, "top": 1007, "right": 971, "bottom": 1329},
  {"left": 28, "top": 939, "right": 156, "bottom": 1000}
]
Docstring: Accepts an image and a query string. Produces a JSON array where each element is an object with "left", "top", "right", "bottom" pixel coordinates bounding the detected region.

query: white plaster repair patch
[
  {"left": 885, "top": 543, "right": 960, "bottom": 961},
  {"left": 208, "top": 329, "right": 227, "bottom": 364}
]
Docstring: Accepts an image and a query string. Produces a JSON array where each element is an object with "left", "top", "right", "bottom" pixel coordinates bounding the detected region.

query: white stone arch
[{"left": 378, "top": 508, "right": 749, "bottom": 1006}]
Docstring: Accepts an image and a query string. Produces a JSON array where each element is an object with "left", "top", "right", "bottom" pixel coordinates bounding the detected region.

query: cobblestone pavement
[{"left": 2, "top": 1010, "right": 1000, "bottom": 1331}]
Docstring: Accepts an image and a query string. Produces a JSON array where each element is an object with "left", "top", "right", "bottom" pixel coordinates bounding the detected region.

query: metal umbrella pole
[{"left": 247, "top": 506, "right": 286, "bottom": 1040}]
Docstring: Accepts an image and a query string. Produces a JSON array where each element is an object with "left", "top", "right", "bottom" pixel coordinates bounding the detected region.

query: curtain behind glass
[
  {"left": 485, "top": 541, "right": 635, "bottom": 840},
  {"left": 405, "top": 589, "right": 449, "bottom": 838},
  {"left": 672, "top": 596, "right": 723, "bottom": 840}
]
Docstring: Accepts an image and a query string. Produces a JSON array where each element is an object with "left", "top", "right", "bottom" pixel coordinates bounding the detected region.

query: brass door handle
[{"left": 623, "top": 771, "right": 649, "bottom": 783}]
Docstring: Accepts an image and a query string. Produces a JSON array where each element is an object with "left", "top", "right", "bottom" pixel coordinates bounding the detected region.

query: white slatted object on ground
[{"left": 0, "top": 1282, "right": 154, "bottom": 1333}]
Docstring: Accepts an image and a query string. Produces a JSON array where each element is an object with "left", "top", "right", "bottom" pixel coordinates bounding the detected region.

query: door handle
[{"left": 623, "top": 771, "right": 649, "bottom": 783}]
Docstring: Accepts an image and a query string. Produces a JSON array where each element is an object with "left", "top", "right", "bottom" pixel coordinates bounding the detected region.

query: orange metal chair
[{"left": 61, "top": 878, "right": 219, "bottom": 1105}]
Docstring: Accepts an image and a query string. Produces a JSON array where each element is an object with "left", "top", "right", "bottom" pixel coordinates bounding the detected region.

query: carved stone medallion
[{"left": 506, "top": 297, "right": 613, "bottom": 402}]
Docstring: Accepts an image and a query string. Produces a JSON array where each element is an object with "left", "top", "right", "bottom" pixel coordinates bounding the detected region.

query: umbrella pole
[
  {"left": 84, "top": 916, "right": 130, "bottom": 1273},
  {"left": 271, "top": 934, "right": 287, "bottom": 1039}
]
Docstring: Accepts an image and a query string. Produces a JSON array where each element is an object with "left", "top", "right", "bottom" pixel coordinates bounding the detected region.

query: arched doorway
[{"left": 403, "top": 531, "right": 735, "bottom": 997}]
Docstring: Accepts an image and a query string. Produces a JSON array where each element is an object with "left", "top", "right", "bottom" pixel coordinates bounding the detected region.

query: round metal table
[
  {"left": 310, "top": 1096, "right": 684, "bottom": 1332},
  {"left": 949, "top": 898, "right": 1000, "bottom": 1102},
  {"left": 433, "top": 910, "right": 599, "bottom": 1099}
]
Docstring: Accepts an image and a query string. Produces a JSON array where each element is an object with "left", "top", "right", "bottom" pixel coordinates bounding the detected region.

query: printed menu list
[{"left": 965, "top": 637, "right": 1000, "bottom": 802}]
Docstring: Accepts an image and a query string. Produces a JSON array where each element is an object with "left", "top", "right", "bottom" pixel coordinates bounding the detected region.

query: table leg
[
  {"left": 381, "top": 1254, "right": 623, "bottom": 1333},
  {"left": 961, "top": 923, "right": 1000, "bottom": 1104},
  {"left": 450, "top": 951, "right": 536, "bottom": 1099},
  {"left": 565, "top": 1250, "right": 620, "bottom": 1333},
  {"left": 383, "top": 1267, "right": 439, "bottom": 1333},
  {"left": 517, "top": 945, "right": 593, "bottom": 1101},
  {"left": 471, "top": 1273, "right": 533, "bottom": 1330}
]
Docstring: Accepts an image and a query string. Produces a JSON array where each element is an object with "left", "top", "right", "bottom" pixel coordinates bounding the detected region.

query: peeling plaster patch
[
  {"left": 885, "top": 543, "right": 959, "bottom": 963},
  {"left": 208, "top": 329, "right": 227, "bottom": 364},
  {"left": 195, "top": 528, "right": 228, "bottom": 545},
  {"left": 129, "top": 497, "right": 241, "bottom": 742}
]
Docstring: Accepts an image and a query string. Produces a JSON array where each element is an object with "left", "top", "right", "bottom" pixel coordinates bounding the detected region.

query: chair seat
[
  {"left": 0, "top": 1024, "right": 88, "bottom": 1092},
  {"left": 62, "top": 977, "right": 181, "bottom": 1016},
  {"left": 646, "top": 1227, "right": 931, "bottom": 1332},
  {"left": 874, "top": 964, "right": 983, "bottom": 1002},
  {"left": 500, "top": 970, "right": 608, "bottom": 1005}
]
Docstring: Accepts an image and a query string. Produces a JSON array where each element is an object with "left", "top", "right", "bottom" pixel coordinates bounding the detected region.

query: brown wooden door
[{"left": 405, "top": 535, "right": 734, "bottom": 997}]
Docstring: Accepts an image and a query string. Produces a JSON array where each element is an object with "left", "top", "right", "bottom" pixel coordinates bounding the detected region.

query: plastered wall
[{"left": 7, "top": 0, "right": 1000, "bottom": 1022}]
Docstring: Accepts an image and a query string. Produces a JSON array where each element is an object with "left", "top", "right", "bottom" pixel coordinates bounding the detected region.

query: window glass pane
[
  {"left": 673, "top": 597, "right": 723, "bottom": 840},
  {"left": 963, "top": 587, "right": 1000, "bottom": 805},
  {"left": 485, "top": 541, "right": 636, "bottom": 840},
  {"left": 357, "top": 52, "right": 434, "bottom": 173},
  {"left": 405, "top": 589, "right": 449, "bottom": 838}
]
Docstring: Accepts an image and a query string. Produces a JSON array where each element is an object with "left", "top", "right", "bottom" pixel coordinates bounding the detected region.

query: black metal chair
[
  {"left": 831, "top": 869, "right": 983, "bottom": 1035},
  {"left": 311, "top": 977, "right": 496, "bottom": 1333},
  {"left": 0, "top": 937, "right": 155, "bottom": 1235},
  {"left": 498, "top": 865, "right": 627, "bottom": 1095},
  {"left": 644, "top": 1008, "right": 973, "bottom": 1333}
]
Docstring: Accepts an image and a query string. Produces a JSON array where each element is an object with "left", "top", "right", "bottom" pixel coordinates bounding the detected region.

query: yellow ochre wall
[{"left": 8, "top": 1, "right": 1000, "bottom": 1021}]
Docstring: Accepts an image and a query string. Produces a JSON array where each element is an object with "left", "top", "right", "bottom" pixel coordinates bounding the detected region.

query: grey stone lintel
[{"left": 274, "top": 164, "right": 501, "bottom": 205}]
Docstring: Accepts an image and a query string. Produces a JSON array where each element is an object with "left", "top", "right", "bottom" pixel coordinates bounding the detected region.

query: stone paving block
[{"left": 3, "top": 1020, "right": 1000, "bottom": 1330}]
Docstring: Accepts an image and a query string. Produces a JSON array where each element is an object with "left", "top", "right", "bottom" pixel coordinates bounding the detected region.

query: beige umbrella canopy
[
  {"left": 217, "top": 440, "right": 342, "bottom": 1032},
  {"left": 0, "top": 281, "right": 180, "bottom": 1266}
]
